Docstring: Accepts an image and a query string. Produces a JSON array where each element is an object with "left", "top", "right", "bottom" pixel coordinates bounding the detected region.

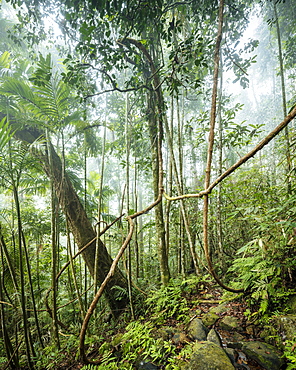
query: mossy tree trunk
[
  {"left": 147, "top": 89, "right": 170, "bottom": 285},
  {"left": 14, "top": 126, "right": 129, "bottom": 317}
]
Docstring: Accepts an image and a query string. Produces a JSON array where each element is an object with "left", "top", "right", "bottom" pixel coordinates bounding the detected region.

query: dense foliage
[{"left": 0, "top": 0, "right": 295, "bottom": 368}]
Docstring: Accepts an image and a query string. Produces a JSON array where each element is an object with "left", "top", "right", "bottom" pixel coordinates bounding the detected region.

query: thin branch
[
  {"left": 79, "top": 63, "right": 151, "bottom": 99},
  {"left": 56, "top": 214, "right": 125, "bottom": 281},
  {"left": 84, "top": 85, "right": 150, "bottom": 99},
  {"left": 224, "top": 41, "right": 248, "bottom": 76},
  {"left": 0, "top": 300, "right": 13, "bottom": 307},
  {"left": 164, "top": 104, "right": 296, "bottom": 201},
  {"left": 163, "top": 1, "right": 194, "bottom": 13}
]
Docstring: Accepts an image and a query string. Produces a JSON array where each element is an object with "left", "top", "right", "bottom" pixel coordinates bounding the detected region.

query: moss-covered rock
[
  {"left": 155, "top": 326, "right": 174, "bottom": 341},
  {"left": 202, "top": 311, "right": 219, "bottom": 327},
  {"left": 209, "top": 302, "right": 229, "bottom": 315},
  {"left": 235, "top": 341, "right": 284, "bottom": 370},
  {"left": 224, "top": 348, "right": 236, "bottom": 366},
  {"left": 172, "top": 331, "right": 190, "bottom": 345},
  {"left": 219, "top": 316, "right": 240, "bottom": 331},
  {"left": 184, "top": 341, "right": 235, "bottom": 370},
  {"left": 187, "top": 318, "right": 208, "bottom": 341},
  {"left": 207, "top": 328, "right": 222, "bottom": 346}
]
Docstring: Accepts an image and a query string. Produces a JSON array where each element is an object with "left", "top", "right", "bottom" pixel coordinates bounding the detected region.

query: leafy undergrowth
[{"left": 34, "top": 274, "right": 295, "bottom": 370}]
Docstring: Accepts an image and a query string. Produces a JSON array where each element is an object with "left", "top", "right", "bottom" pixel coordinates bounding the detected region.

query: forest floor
[{"left": 52, "top": 279, "right": 279, "bottom": 370}]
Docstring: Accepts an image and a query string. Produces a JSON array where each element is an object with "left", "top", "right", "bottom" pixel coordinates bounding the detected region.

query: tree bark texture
[{"left": 147, "top": 92, "right": 170, "bottom": 285}]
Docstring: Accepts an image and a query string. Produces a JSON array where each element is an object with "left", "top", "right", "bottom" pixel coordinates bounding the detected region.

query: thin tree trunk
[
  {"left": 22, "top": 231, "right": 44, "bottom": 349},
  {"left": 216, "top": 58, "right": 224, "bottom": 267},
  {"left": 137, "top": 188, "right": 144, "bottom": 278},
  {"left": 165, "top": 98, "right": 173, "bottom": 258},
  {"left": 83, "top": 130, "right": 89, "bottom": 311},
  {"left": 0, "top": 239, "right": 19, "bottom": 369},
  {"left": 95, "top": 122, "right": 106, "bottom": 295},
  {"left": 66, "top": 221, "right": 85, "bottom": 322},
  {"left": 163, "top": 111, "right": 201, "bottom": 274},
  {"left": 119, "top": 37, "right": 170, "bottom": 285},
  {"left": 147, "top": 89, "right": 170, "bottom": 285},
  {"left": 12, "top": 185, "right": 33, "bottom": 368},
  {"left": 46, "top": 129, "right": 60, "bottom": 348},
  {"left": 125, "top": 91, "right": 134, "bottom": 318},
  {"left": 133, "top": 157, "right": 140, "bottom": 279},
  {"left": 273, "top": 0, "right": 292, "bottom": 193},
  {"left": 203, "top": 0, "right": 242, "bottom": 293}
]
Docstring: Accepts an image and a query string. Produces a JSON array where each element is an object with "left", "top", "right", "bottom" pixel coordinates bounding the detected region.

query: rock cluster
[
  {"left": 183, "top": 310, "right": 285, "bottom": 370},
  {"left": 143, "top": 301, "right": 289, "bottom": 370}
]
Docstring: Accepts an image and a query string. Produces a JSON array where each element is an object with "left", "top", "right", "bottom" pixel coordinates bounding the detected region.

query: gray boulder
[
  {"left": 209, "top": 302, "right": 230, "bottom": 315},
  {"left": 207, "top": 328, "right": 222, "bottom": 346},
  {"left": 187, "top": 318, "right": 208, "bottom": 341}
]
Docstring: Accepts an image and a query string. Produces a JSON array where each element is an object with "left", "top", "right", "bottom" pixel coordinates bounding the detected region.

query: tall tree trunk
[
  {"left": 125, "top": 91, "right": 134, "bottom": 318},
  {"left": 147, "top": 90, "right": 170, "bottom": 285},
  {"left": 273, "top": 0, "right": 292, "bottom": 193},
  {"left": 163, "top": 108, "right": 201, "bottom": 275},
  {"left": 12, "top": 185, "right": 33, "bottom": 368},
  {"left": 46, "top": 129, "right": 60, "bottom": 348},
  {"left": 14, "top": 126, "right": 129, "bottom": 317},
  {"left": 216, "top": 58, "right": 224, "bottom": 268},
  {"left": 119, "top": 37, "right": 170, "bottom": 285},
  {"left": 202, "top": 0, "right": 242, "bottom": 292}
]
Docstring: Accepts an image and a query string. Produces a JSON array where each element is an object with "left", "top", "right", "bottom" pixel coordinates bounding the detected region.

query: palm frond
[
  {"left": 0, "top": 116, "right": 14, "bottom": 151},
  {"left": 0, "top": 51, "right": 12, "bottom": 77},
  {"left": 0, "top": 54, "right": 71, "bottom": 127},
  {"left": 29, "top": 54, "right": 70, "bottom": 123},
  {"left": 0, "top": 77, "right": 40, "bottom": 112}
]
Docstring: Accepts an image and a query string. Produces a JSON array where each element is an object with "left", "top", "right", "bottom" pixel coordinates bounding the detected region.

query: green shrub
[
  {"left": 229, "top": 234, "right": 296, "bottom": 318},
  {"left": 283, "top": 338, "right": 296, "bottom": 370},
  {"left": 145, "top": 280, "right": 189, "bottom": 324}
]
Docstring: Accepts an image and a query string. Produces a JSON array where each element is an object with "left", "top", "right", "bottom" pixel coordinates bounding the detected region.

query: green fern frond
[{"left": 81, "top": 365, "right": 100, "bottom": 370}]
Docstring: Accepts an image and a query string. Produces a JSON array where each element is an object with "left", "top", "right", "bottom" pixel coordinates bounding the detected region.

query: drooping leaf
[{"left": 0, "top": 116, "right": 14, "bottom": 151}]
